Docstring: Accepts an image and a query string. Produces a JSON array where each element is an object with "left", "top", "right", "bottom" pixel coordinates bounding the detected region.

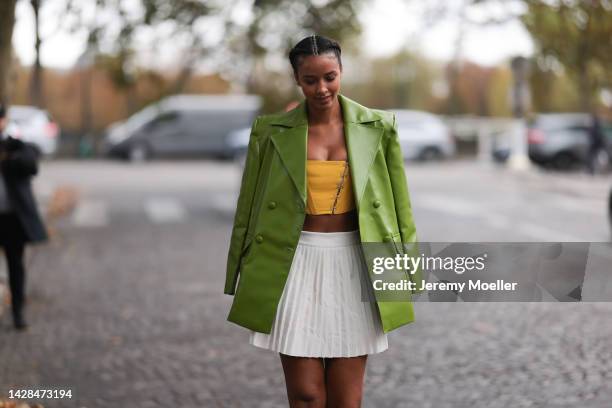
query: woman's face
[{"left": 294, "top": 53, "right": 342, "bottom": 110}]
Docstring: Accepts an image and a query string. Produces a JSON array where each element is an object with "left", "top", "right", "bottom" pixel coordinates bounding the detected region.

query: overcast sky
[{"left": 12, "top": 0, "right": 534, "bottom": 70}]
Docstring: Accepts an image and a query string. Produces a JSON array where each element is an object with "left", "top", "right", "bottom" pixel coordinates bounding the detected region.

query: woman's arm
[
  {"left": 385, "top": 114, "right": 424, "bottom": 293},
  {"left": 224, "top": 118, "right": 262, "bottom": 295}
]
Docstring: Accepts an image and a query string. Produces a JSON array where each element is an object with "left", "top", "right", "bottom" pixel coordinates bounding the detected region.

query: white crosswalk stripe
[
  {"left": 63, "top": 192, "right": 598, "bottom": 242},
  {"left": 144, "top": 197, "right": 187, "bottom": 223},
  {"left": 71, "top": 199, "right": 109, "bottom": 227}
]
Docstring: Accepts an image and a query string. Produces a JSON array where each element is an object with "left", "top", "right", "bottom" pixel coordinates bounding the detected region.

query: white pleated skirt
[{"left": 249, "top": 230, "right": 388, "bottom": 357}]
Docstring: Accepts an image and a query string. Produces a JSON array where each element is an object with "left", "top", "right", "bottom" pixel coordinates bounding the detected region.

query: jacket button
[
  {"left": 268, "top": 201, "right": 277, "bottom": 209},
  {"left": 373, "top": 200, "right": 381, "bottom": 208},
  {"left": 255, "top": 234, "right": 264, "bottom": 243},
  {"left": 383, "top": 235, "right": 392, "bottom": 242}
]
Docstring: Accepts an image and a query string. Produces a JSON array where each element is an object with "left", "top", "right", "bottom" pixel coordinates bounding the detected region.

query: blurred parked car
[
  {"left": 527, "top": 113, "right": 612, "bottom": 170},
  {"left": 391, "top": 110, "right": 455, "bottom": 161},
  {"left": 224, "top": 126, "right": 251, "bottom": 166},
  {"left": 7, "top": 105, "right": 60, "bottom": 155},
  {"left": 103, "top": 94, "right": 261, "bottom": 161}
]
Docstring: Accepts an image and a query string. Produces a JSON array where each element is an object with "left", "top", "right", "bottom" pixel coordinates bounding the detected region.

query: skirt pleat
[{"left": 249, "top": 230, "right": 388, "bottom": 358}]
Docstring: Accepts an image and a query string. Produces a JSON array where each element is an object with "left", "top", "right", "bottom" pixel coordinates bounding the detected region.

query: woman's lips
[{"left": 316, "top": 95, "right": 332, "bottom": 102}]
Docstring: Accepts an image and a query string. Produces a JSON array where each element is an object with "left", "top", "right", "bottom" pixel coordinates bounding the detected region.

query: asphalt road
[{"left": 0, "top": 159, "right": 611, "bottom": 407}]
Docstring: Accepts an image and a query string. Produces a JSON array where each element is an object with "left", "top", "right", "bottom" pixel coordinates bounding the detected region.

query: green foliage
[
  {"left": 521, "top": 0, "right": 612, "bottom": 111},
  {"left": 64, "top": 0, "right": 220, "bottom": 92},
  {"left": 95, "top": 53, "right": 136, "bottom": 89},
  {"left": 529, "top": 55, "right": 582, "bottom": 112},
  {"left": 344, "top": 51, "right": 442, "bottom": 112},
  {"left": 141, "top": 0, "right": 211, "bottom": 25},
  {"left": 249, "top": 0, "right": 364, "bottom": 57}
]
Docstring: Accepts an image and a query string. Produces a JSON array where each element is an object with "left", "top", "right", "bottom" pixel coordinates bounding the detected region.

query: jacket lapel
[
  {"left": 270, "top": 124, "right": 308, "bottom": 203},
  {"left": 270, "top": 94, "right": 384, "bottom": 209},
  {"left": 345, "top": 122, "right": 383, "bottom": 210}
]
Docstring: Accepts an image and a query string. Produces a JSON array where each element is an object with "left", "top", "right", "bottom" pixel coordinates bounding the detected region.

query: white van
[{"left": 103, "top": 94, "right": 262, "bottom": 161}]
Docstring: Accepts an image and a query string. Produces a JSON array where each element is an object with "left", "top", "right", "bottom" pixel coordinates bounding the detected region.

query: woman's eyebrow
[{"left": 302, "top": 71, "right": 337, "bottom": 78}]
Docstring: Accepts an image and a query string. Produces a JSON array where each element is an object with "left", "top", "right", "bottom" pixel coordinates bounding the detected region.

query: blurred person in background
[
  {"left": 587, "top": 112, "right": 606, "bottom": 175},
  {"left": 224, "top": 35, "right": 420, "bottom": 407},
  {"left": 0, "top": 103, "right": 48, "bottom": 330}
]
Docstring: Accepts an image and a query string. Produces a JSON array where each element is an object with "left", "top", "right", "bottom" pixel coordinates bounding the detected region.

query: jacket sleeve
[
  {"left": 224, "top": 118, "right": 262, "bottom": 295},
  {"left": 385, "top": 114, "right": 424, "bottom": 294},
  {"left": 1, "top": 141, "right": 39, "bottom": 178}
]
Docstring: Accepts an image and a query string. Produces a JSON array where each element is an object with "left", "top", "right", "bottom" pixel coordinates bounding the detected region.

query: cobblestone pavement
[
  {"left": 0, "top": 160, "right": 610, "bottom": 407},
  {"left": 1, "top": 216, "right": 611, "bottom": 407}
]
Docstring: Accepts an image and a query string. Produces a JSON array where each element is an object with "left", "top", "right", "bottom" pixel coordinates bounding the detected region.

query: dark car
[
  {"left": 527, "top": 113, "right": 612, "bottom": 170},
  {"left": 103, "top": 94, "right": 261, "bottom": 161}
]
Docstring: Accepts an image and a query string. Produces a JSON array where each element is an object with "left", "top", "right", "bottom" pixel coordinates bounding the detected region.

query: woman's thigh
[
  {"left": 280, "top": 353, "right": 326, "bottom": 407},
  {"left": 324, "top": 355, "right": 368, "bottom": 408}
]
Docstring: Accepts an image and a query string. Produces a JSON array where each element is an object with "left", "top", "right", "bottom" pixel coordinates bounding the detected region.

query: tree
[
  {"left": 57, "top": 0, "right": 368, "bottom": 114},
  {"left": 0, "top": 0, "right": 18, "bottom": 103},
  {"left": 400, "top": 0, "right": 612, "bottom": 113},
  {"left": 521, "top": 0, "right": 612, "bottom": 112},
  {"left": 63, "top": 0, "right": 220, "bottom": 105},
  {"left": 237, "top": 0, "right": 366, "bottom": 111},
  {"left": 29, "top": 0, "right": 44, "bottom": 107},
  {"left": 343, "top": 50, "right": 442, "bottom": 112}
]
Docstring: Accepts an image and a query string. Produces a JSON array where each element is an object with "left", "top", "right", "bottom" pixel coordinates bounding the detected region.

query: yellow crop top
[{"left": 306, "top": 160, "right": 356, "bottom": 215}]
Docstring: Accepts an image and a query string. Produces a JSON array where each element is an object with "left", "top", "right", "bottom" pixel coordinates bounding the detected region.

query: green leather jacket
[{"left": 224, "top": 93, "right": 422, "bottom": 334}]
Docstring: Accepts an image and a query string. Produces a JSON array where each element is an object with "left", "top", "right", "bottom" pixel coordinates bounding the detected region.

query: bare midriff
[{"left": 302, "top": 210, "right": 358, "bottom": 232}]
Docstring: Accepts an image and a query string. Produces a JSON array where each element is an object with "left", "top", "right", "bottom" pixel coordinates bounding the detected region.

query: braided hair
[{"left": 288, "top": 34, "right": 342, "bottom": 75}]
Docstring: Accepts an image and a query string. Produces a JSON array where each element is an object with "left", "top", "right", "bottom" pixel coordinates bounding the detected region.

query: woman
[{"left": 224, "top": 35, "right": 421, "bottom": 407}]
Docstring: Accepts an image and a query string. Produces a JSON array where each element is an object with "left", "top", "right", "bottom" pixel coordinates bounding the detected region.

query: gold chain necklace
[{"left": 330, "top": 160, "right": 349, "bottom": 214}]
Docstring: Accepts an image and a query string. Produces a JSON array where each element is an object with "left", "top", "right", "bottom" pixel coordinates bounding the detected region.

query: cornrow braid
[
  {"left": 310, "top": 34, "right": 319, "bottom": 55},
  {"left": 288, "top": 34, "right": 342, "bottom": 75}
]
